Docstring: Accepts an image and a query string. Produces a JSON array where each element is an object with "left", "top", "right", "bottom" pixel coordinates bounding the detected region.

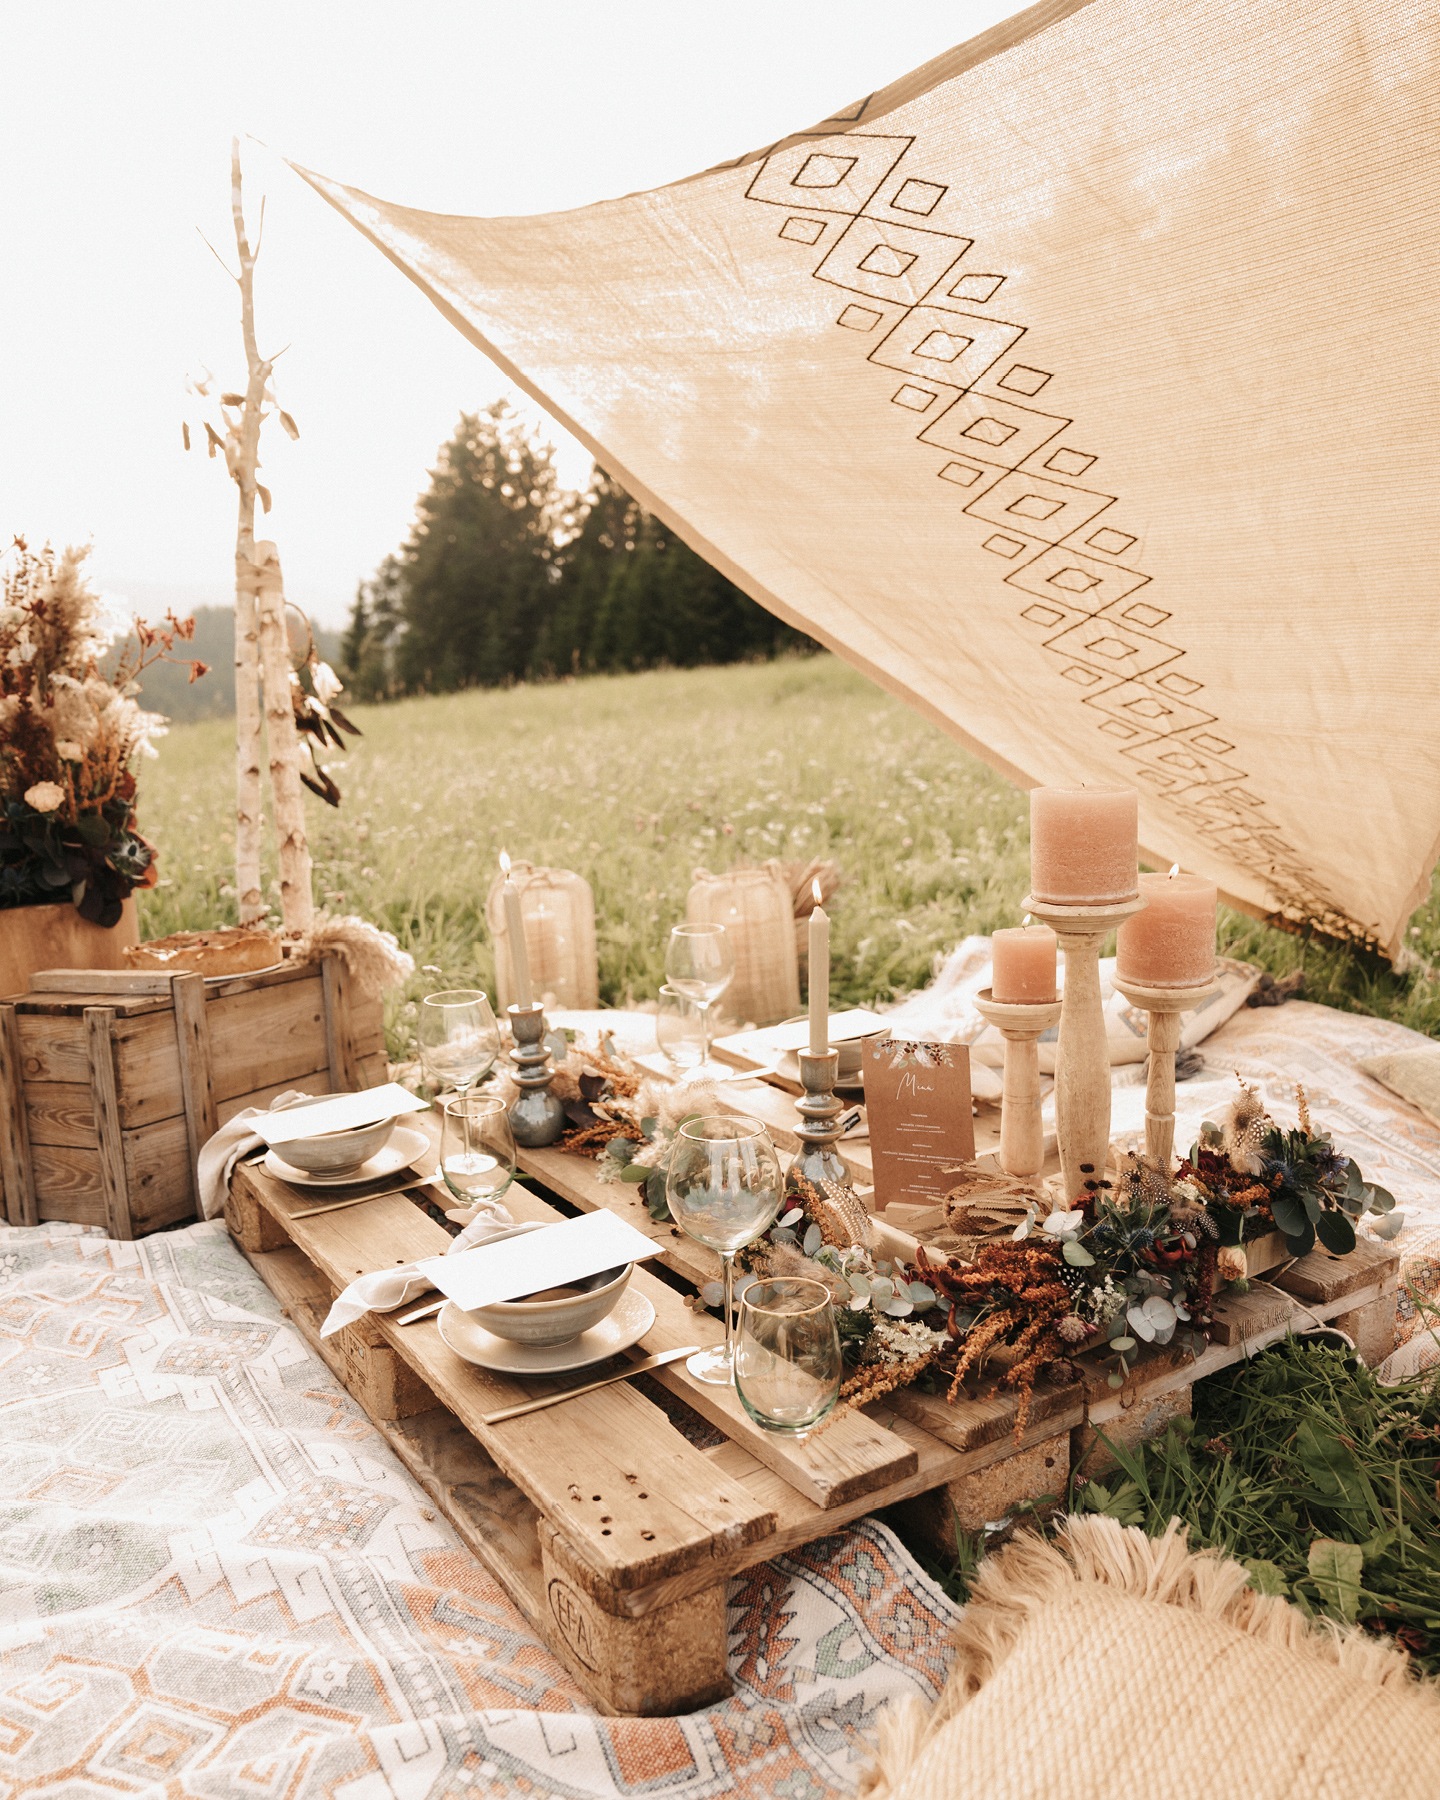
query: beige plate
[
  {"left": 436, "top": 1290, "right": 656, "bottom": 1377},
  {"left": 263, "top": 1125, "right": 430, "bottom": 1189}
]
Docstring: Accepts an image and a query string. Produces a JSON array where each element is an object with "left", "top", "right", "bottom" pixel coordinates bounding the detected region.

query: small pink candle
[
  {"left": 1116, "top": 869, "right": 1218, "bottom": 986},
  {"left": 1030, "top": 786, "right": 1139, "bottom": 905},
  {"left": 991, "top": 925, "right": 1058, "bottom": 1003}
]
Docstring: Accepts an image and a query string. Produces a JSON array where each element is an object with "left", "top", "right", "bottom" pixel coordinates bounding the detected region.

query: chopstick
[{"left": 480, "top": 1345, "right": 701, "bottom": 1423}]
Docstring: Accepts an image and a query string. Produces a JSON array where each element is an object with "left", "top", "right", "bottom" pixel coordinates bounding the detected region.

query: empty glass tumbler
[{"left": 734, "top": 1277, "right": 842, "bottom": 1436}]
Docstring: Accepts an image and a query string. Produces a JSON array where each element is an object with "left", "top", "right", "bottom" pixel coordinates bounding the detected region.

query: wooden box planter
[
  {"left": 0, "top": 957, "right": 386, "bottom": 1238},
  {"left": 0, "top": 898, "right": 140, "bottom": 999}
]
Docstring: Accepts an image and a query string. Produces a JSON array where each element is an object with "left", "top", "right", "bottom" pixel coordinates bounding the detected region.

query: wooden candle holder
[
  {"left": 793, "top": 1048, "right": 849, "bottom": 1185},
  {"left": 1021, "top": 893, "right": 1147, "bottom": 1204},
  {"left": 506, "top": 1002, "right": 567, "bottom": 1147},
  {"left": 1110, "top": 973, "right": 1219, "bottom": 1167},
  {"left": 971, "top": 988, "right": 1064, "bottom": 1180}
]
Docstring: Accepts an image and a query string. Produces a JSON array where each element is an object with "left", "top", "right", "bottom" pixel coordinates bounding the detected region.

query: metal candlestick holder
[
  {"left": 1021, "top": 892, "right": 1148, "bottom": 1203},
  {"left": 971, "top": 987, "right": 1064, "bottom": 1180},
  {"left": 1110, "top": 972, "right": 1219, "bottom": 1167},
  {"left": 793, "top": 1048, "right": 849, "bottom": 1185},
  {"left": 506, "top": 1002, "right": 567, "bottom": 1148}
]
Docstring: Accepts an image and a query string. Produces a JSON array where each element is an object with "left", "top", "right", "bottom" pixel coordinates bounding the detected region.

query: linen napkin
[
  {"left": 196, "top": 1090, "right": 316, "bottom": 1220},
  {"left": 318, "top": 1202, "right": 543, "bottom": 1337}
]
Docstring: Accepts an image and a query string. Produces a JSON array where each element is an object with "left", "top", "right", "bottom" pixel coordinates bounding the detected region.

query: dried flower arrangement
[
  {"left": 536, "top": 1047, "right": 1402, "bottom": 1438},
  {"left": 0, "top": 539, "right": 207, "bottom": 925}
]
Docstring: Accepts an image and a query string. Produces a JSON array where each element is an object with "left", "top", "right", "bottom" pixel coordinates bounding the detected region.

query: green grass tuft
[{"left": 134, "top": 656, "right": 1439, "bottom": 1064}]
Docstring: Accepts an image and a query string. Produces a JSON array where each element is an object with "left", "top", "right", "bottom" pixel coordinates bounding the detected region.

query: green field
[{"left": 134, "top": 656, "right": 1440, "bottom": 1061}]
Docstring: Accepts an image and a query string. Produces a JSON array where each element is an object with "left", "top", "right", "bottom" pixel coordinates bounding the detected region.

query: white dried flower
[
  {"left": 24, "top": 782, "right": 65, "bottom": 813},
  {"left": 55, "top": 740, "right": 84, "bottom": 762}
]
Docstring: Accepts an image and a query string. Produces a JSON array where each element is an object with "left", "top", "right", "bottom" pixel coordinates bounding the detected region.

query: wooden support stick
[
  {"left": 1111, "top": 975, "right": 1218, "bottom": 1167},
  {"left": 1022, "top": 894, "right": 1146, "bottom": 1204},
  {"left": 171, "top": 972, "right": 218, "bottom": 1212},
  {"left": 0, "top": 1005, "right": 37, "bottom": 1226},
  {"left": 971, "top": 988, "right": 1063, "bottom": 1180},
  {"left": 84, "top": 1008, "right": 131, "bottom": 1242},
  {"left": 321, "top": 954, "right": 361, "bottom": 1092}
]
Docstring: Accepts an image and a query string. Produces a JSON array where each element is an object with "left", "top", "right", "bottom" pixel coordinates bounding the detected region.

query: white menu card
[
  {"left": 414, "top": 1209, "right": 660, "bottom": 1311},
  {"left": 252, "top": 1082, "right": 430, "bottom": 1146}
]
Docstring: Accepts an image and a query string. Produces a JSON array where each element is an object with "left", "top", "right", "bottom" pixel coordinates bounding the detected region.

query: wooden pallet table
[{"left": 225, "top": 1115, "right": 1082, "bottom": 1717}]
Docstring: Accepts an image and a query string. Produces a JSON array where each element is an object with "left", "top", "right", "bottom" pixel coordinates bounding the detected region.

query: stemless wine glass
[
  {"left": 666, "top": 1115, "right": 782, "bottom": 1385},
  {"left": 656, "top": 983, "right": 705, "bottom": 1073},
  {"left": 418, "top": 990, "right": 501, "bottom": 1096},
  {"left": 664, "top": 924, "right": 735, "bottom": 1069},
  {"left": 735, "top": 1278, "right": 842, "bottom": 1437},
  {"left": 440, "top": 1095, "right": 517, "bottom": 1207}
]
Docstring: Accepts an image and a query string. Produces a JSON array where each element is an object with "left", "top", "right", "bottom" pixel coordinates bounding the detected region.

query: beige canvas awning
[{"left": 294, "top": 0, "right": 1440, "bottom": 959}]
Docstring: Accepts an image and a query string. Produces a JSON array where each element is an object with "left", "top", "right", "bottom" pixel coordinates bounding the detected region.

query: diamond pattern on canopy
[{"left": 293, "top": 0, "right": 1440, "bottom": 958}]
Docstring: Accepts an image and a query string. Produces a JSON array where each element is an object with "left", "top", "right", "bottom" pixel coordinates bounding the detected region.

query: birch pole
[
  {"left": 228, "top": 140, "right": 267, "bottom": 921},
  {"left": 227, "top": 140, "right": 314, "bottom": 934}
]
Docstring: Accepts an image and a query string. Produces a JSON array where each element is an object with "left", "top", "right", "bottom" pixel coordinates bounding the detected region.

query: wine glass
[
  {"left": 656, "top": 983, "right": 705, "bottom": 1073},
  {"left": 666, "top": 1115, "right": 783, "bottom": 1385},
  {"left": 417, "top": 990, "right": 500, "bottom": 1097},
  {"left": 440, "top": 1095, "right": 517, "bottom": 1210},
  {"left": 664, "top": 924, "right": 734, "bottom": 1070},
  {"left": 735, "top": 1277, "right": 842, "bottom": 1437}
]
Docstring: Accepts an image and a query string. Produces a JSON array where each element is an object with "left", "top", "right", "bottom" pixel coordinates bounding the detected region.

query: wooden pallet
[{"left": 225, "top": 1115, "right": 1083, "bottom": 1716}]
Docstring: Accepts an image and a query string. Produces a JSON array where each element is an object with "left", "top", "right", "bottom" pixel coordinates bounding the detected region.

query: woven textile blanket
[{"left": 0, "top": 1220, "right": 958, "bottom": 1798}]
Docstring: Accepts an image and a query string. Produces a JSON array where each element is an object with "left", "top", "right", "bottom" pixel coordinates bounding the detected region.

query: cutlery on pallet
[{"left": 480, "top": 1345, "right": 701, "bottom": 1423}]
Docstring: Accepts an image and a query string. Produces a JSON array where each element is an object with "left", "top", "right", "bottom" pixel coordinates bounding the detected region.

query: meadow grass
[{"left": 134, "top": 655, "right": 1440, "bottom": 1061}]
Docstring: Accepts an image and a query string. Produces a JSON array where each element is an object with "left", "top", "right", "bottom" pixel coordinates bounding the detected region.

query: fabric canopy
[{"left": 295, "top": 0, "right": 1440, "bottom": 959}]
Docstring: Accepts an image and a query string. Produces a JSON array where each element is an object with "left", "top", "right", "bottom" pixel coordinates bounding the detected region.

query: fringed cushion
[{"left": 866, "top": 1516, "right": 1440, "bottom": 1800}]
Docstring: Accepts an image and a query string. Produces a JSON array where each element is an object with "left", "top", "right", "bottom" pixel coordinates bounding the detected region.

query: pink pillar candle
[
  {"left": 1030, "top": 786, "right": 1139, "bottom": 905},
  {"left": 991, "top": 926, "right": 1058, "bottom": 1003},
  {"left": 1116, "top": 871, "right": 1218, "bottom": 986}
]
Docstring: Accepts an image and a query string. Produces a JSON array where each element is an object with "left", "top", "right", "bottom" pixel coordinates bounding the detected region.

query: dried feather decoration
[
  {"left": 1217, "top": 1078, "right": 1269, "bottom": 1175},
  {"left": 291, "top": 911, "right": 415, "bottom": 996}
]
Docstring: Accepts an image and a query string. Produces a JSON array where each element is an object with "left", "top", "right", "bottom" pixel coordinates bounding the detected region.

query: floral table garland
[{"left": 541, "top": 1037, "right": 1398, "bottom": 1437}]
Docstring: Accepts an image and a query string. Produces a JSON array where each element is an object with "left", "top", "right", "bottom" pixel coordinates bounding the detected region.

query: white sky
[{"left": 1, "top": 0, "right": 1028, "bottom": 631}]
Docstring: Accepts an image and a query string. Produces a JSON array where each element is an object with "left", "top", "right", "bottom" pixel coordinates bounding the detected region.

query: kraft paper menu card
[
  {"left": 864, "top": 1037, "right": 975, "bottom": 1210},
  {"left": 252, "top": 1081, "right": 430, "bottom": 1146},
  {"left": 415, "top": 1209, "right": 659, "bottom": 1311}
]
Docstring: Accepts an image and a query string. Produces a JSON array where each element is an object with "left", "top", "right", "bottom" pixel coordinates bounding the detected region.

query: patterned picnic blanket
[{"left": 0, "top": 1220, "right": 958, "bottom": 1798}]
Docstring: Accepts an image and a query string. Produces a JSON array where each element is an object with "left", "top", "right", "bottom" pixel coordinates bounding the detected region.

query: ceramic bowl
[
  {"left": 464, "top": 1264, "right": 633, "bottom": 1347},
  {"left": 274, "top": 1096, "right": 398, "bottom": 1176}
]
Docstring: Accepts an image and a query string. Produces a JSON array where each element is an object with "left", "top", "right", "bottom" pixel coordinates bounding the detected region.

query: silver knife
[{"left": 480, "top": 1345, "right": 701, "bottom": 1423}]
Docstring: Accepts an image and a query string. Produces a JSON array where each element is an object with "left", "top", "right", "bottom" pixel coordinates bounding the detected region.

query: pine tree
[{"left": 347, "top": 420, "right": 816, "bottom": 694}]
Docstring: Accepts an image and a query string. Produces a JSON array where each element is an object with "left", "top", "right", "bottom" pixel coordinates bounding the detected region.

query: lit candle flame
[
  {"left": 499, "top": 850, "right": 511, "bottom": 877},
  {"left": 812, "top": 876, "right": 824, "bottom": 907},
  {"left": 1023, "top": 913, "right": 1033, "bottom": 927},
  {"left": 1168, "top": 863, "right": 1180, "bottom": 878}
]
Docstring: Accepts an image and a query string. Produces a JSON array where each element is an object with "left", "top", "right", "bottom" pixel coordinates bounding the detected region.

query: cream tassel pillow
[{"left": 865, "top": 1515, "right": 1440, "bottom": 1800}]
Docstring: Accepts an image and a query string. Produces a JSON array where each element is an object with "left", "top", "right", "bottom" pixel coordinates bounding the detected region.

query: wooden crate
[
  {"left": 223, "top": 1115, "right": 1086, "bottom": 1716},
  {"left": 0, "top": 956, "right": 385, "bottom": 1237}
]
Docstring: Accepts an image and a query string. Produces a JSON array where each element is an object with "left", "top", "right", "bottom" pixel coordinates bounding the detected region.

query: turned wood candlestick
[
  {"left": 972, "top": 988, "right": 1064, "bottom": 1180},
  {"left": 1110, "top": 973, "right": 1219, "bottom": 1167},
  {"left": 506, "top": 1002, "right": 567, "bottom": 1147},
  {"left": 793, "top": 1048, "right": 849, "bottom": 1185},
  {"left": 1022, "top": 892, "right": 1147, "bottom": 1204}
]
